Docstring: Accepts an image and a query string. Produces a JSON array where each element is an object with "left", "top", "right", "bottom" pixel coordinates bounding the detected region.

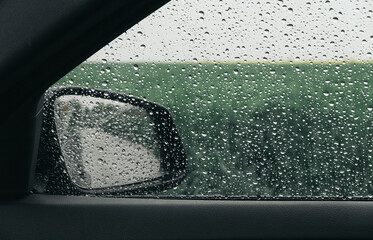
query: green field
[{"left": 56, "top": 62, "right": 373, "bottom": 197}]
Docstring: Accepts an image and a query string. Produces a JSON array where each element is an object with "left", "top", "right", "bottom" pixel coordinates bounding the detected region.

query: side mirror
[{"left": 35, "top": 87, "right": 187, "bottom": 195}]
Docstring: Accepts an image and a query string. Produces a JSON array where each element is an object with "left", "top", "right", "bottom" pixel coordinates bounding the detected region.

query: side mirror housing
[{"left": 35, "top": 87, "right": 187, "bottom": 196}]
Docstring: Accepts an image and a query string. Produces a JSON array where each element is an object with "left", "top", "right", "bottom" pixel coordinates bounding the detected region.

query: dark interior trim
[{"left": 1, "top": 194, "right": 373, "bottom": 240}]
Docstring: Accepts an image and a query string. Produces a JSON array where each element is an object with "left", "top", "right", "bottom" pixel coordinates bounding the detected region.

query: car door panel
[{"left": 2, "top": 195, "right": 373, "bottom": 240}]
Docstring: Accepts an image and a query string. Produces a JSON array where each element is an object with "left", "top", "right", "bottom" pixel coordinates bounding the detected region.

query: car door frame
[{"left": 1, "top": 0, "right": 373, "bottom": 239}]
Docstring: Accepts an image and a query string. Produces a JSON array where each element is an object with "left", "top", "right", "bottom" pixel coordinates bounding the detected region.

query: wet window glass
[{"left": 53, "top": 0, "right": 372, "bottom": 198}]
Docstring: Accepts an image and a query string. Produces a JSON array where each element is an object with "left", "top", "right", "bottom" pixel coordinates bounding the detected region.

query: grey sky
[{"left": 88, "top": 0, "right": 373, "bottom": 63}]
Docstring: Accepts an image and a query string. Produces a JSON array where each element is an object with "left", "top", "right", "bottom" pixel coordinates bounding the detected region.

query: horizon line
[{"left": 83, "top": 59, "right": 373, "bottom": 65}]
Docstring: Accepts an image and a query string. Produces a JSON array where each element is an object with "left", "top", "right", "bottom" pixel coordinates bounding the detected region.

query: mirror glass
[{"left": 54, "top": 95, "right": 165, "bottom": 189}]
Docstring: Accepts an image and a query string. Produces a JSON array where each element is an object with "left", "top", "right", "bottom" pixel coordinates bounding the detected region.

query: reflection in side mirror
[
  {"left": 54, "top": 95, "right": 165, "bottom": 189},
  {"left": 36, "top": 87, "right": 186, "bottom": 195}
]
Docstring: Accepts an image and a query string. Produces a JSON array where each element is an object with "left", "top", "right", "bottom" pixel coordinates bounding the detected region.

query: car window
[{"left": 50, "top": 0, "right": 372, "bottom": 198}]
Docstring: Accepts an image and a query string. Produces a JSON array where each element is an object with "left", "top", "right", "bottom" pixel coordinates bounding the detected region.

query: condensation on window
[{"left": 55, "top": 0, "right": 373, "bottom": 198}]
